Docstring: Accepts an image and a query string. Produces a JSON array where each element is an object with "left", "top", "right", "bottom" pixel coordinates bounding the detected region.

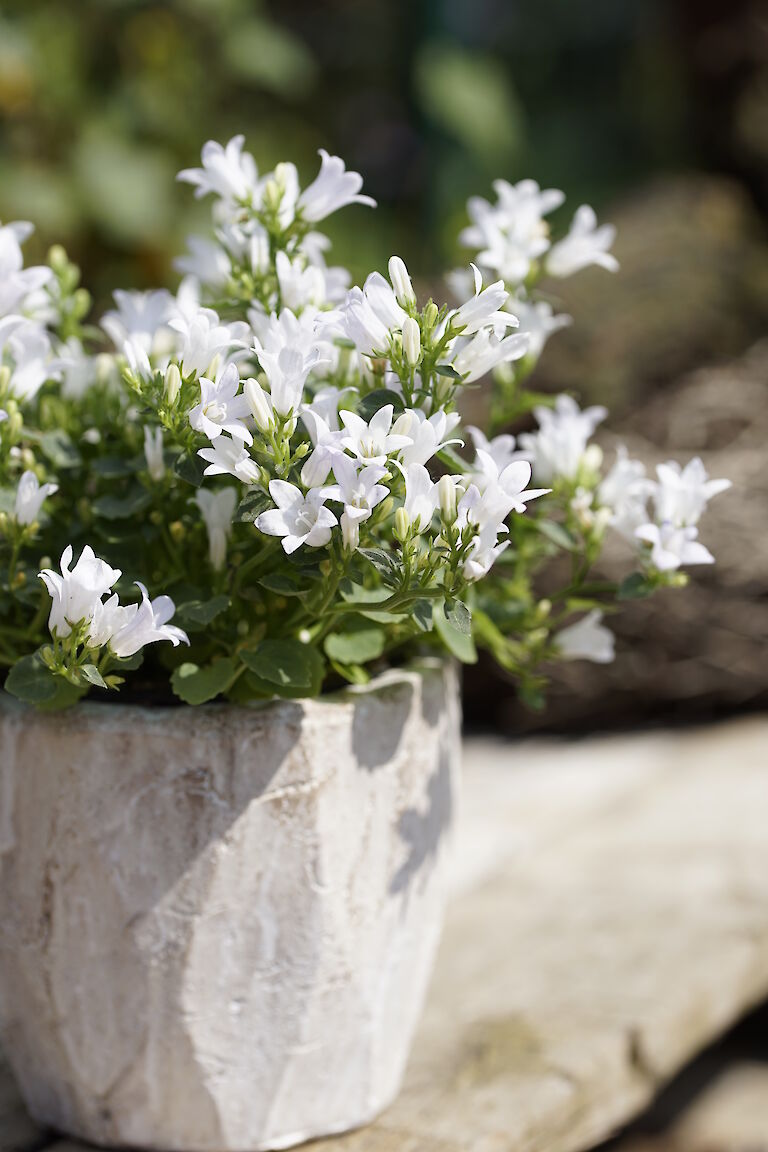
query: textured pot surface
[{"left": 0, "top": 660, "right": 460, "bottom": 1151}]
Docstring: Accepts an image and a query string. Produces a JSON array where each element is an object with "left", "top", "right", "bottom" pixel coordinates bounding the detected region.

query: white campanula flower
[
  {"left": 198, "top": 434, "right": 260, "bottom": 484},
  {"left": 340, "top": 403, "right": 413, "bottom": 465},
  {"left": 394, "top": 407, "right": 462, "bottom": 468},
  {"left": 14, "top": 470, "right": 58, "bottom": 526},
  {"left": 175, "top": 235, "right": 232, "bottom": 293},
  {"left": 244, "top": 377, "right": 275, "bottom": 433},
  {"left": 546, "top": 205, "right": 618, "bottom": 278},
  {"left": 101, "top": 288, "right": 176, "bottom": 357},
  {"left": 49, "top": 338, "right": 101, "bottom": 401},
  {"left": 0, "top": 316, "right": 53, "bottom": 402},
  {"left": 652, "top": 458, "right": 731, "bottom": 527},
  {"left": 449, "top": 264, "right": 518, "bottom": 336},
  {"left": 255, "top": 480, "right": 337, "bottom": 553},
  {"left": 467, "top": 426, "right": 527, "bottom": 488},
  {"left": 336, "top": 268, "right": 408, "bottom": 357},
  {"left": 460, "top": 179, "right": 564, "bottom": 285},
  {"left": 300, "top": 231, "right": 351, "bottom": 305},
  {"left": 635, "top": 522, "right": 715, "bottom": 572},
  {"left": 322, "top": 454, "right": 389, "bottom": 522},
  {"left": 509, "top": 296, "right": 572, "bottom": 360},
  {"left": 519, "top": 395, "right": 607, "bottom": 483},
  {"left": 555, "top": 610, "right": 615, "bottom": 663},
  {"left": 388, "top": 256, "right": 416, "bottom": 307},
  {"left": 195, "top": 487, "right": 238, "bottom": 571},
  {"left": 402, "top": 315, "right": 421, "bottom": 366},
  {"left": 297, "top": 150, "right": 376, "bottom": 223},
  {"left": 143, "top": 426, "right": 165, "bottom": 482},
  {"left": 189, "top": 362, "right": 253, "bottom": 444},
  {"left": 39, "top": 545, "right": 121, "bottom": 639},
  {"left": 103, "top": 582, "right": 189, "bottom": 658},
  {"left": 454, "top": 462, "right": 549, "bottom": 581},
  {"left": 122, "top": 337, "right": 154, "bottom": 384},
  {"left": 275, "top": 251, "right": 326, "bottom": 311},
  {"left": 299, "top": 408, "right": 346, "bottom": 487},
  {"left": 462, "top": 528, "right": 511, "bottom": 582},
  {"left": 340, "top": 508, "right": 364, "bottom": 552},
  {"left": 0, "top": 221, "right": 52, "bottom": 318},
  {"left": 403, "top": 463, "right": 438, "bottom": 531},
  {"left": 168, "top": 307, "right": 249, "bottom": 379},
  {"left": 598, "top": 446, "right": 655, "bottom": 539},
  {"left": 178, "top": 135, "right": 261, "bottom": 209},
  {"left": 447, "top": 327, "right": 529, "bottom": 384},
  {"left": 251, "top": 307, "right": 332, "bottom": 416}
]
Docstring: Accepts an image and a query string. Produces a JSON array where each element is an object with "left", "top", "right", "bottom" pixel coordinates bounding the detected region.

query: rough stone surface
[
  {"left": 2, "top": 716, "right": 767, "bottom": 1152},
  {"left": 0, "top": 661, "right": 461, "bottom": 1151}
]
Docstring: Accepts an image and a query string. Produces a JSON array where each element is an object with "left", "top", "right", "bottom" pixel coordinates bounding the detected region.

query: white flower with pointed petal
[
  {"left": 252, "top": 308, "right": 331, "bottom": 416},
  {"left": 404, "top": 463, "right": 438, "bottom": 531},
  {"left": 556, "top": 610, "right": 615, "bottom": 663},
  {"left": 322, "top": 454, "right": 389, "bottom": 521},
  {"left": 198, "top": 435, "right": 260, "bottom": 484},
  {"left": 169, "top": 308, "right": 249, "bottom": 379},
  {"left": 519, "top": 395, "right": 608, "bottom": 483},
  {"left": 107, "top": 583, "right": 189, "bottom": 658},
  {"left": 39, "top": 545, "right": 121, "bottom": 638},
  {"left": 598, "top": 446, "right": 654, "bottom": 539},
  {"left": 175, "top": 235, "right": 232, "bottom": 292},
  {"left": 195, "top": 487, "right": 238, "bottom": 571},
  {"left": 340, "top": 404, "right": 413, "bottom": 465},
  {"left": 509, "top": 296, "right": 572, "bottom": 359},
  {"left": 275, "top": 251, "right": 326, "bottom": 311},
  {"left": 300, "top": 408, "right": 346, "bottom": 487},
  {"left": 450, "top": 264, "right": 518, "bottom": 335},
  {"left": 462, "top": 529, "right": 511, "bottom": 582},
  {"left": 448, "top": 328, "right": 529, "bottom": 384},
  {"left": 101, "top": 288, "right": 176, "bottom": 356},
  {"left": 652, "top": 457, "right": 731, "bottom": 527},
  {"left": 0, "top": 221, "right": 52, "bottom": 318},
  {"left": 0, "top": 317, "right": 53, "bottom": 402},
  {"left": 14, "top": 471, "right": 58, "bottom": 526},
  {"left": 460, "top": 179, "right": 564, "bottom": 285},
  {"left": 298, "top": 150, "right": 376, "bottom": 222},
  {"left": 336, "top": 269, "right": 408, "bottom": 357},
  {"left": 189, "top": 363, "right": 253, "bottom": 443},
  {"left": 143, "top": 427, "right": 165, "bottom": 482},
  {"left": 635, "top": 522, "right": 715, "bottom": 572},
  {"left": 255, "top": 481, "right": 337, "bottom": 553},
  {"left": 546, "top": 205, "right": 618, "bottom": 277},
  {"left": 395, "top": 408, "right": 462, "bottom": 468},
  {"left": 178, "top": 136, "right": 261, "bottom": 208}
]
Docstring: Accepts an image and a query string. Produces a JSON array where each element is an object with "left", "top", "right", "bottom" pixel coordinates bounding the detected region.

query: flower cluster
[{"left": 0, "top": 137, "right": 730, "bottom": 709}]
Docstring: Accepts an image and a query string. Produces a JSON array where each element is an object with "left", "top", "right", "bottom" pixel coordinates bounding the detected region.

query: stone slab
[{"left": 2, "top": 716, "right": 768, "bottom": 1152}]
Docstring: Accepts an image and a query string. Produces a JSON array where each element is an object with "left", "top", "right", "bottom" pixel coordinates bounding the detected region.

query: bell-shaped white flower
[
  {"left": 255, "top": 480, "right": 337, "bottom": 553},
  {"left": 102, "top": 288, "right": 176, "bottom": 357},
  {"left": 510, "top": 296, "right": 571, "bottom": 360},
  {"left": 556, "top": 610, "right": 615, "bottom": 663},
  {"left": 178, "top": 135, "right": 261, "bottom": 208},
  {"left": 198, "top": 435, "right": 259, "bottom": 484},
  {"left": 396, "top": 408, "right": 462, "bottom": 468},
  {"left": 168, "top": 307, "right": 249, "bottom": 379},
  {"left": 14, "top": 470, "right": 58, "bottom": 526},
  {"left": 275, "top": 251, "right": 326, "bottom": 311},
  {"left": 0, "top": 220, "right": 52, "bottom": 317},
  {"left": 450, "top": 264, "right": 517, "bottom": 336},
  {"left": 447, "top": 327, "right": 529, "bottom": 384},
  {"left": 519, "top": 395, "right": 607, "bottom": 483},
  {"left": 107, "top": 583, "right": 189, "bottom": 658},
  {"left": 460, "top": 179, "right": 564, "bottom": 285},
  {"left": 0, "top": 317, "right": 53, "bottom": 402},
  {"left": 39, "top": 545, "right": 121, "bottom": 639},
  {"left": 635, "top": 522, "right": 715, "bottom": 572},
  {"left": 652, "top": 457, "right": 731, "bottom": 528},
  {"left": 300, "top": 408, "right": 347, "bottom": 487},
  {"left": 143, "top": 426, "right": 165, "bottom": 482},
  {"left": 598, "top": 446, "right": 654, "bottom": 539},
  {"left": 546, "top": 205, "right": 618, "bottom": 277},
  {"left": 467, "top": 426, "right": 526, "bottom": 488},
  {"left": 297, "top": 150, "right": 376, "bottom": 222},
  {"left": 403, "top": 463, "right": 438, "bottom": 532},
  {"left": 195, "top": 487, "right": 238, "bottom": 571},
  {"left": 189, "top": 363, "right": 253, "bottom": 443},
  {"left": 340, "top": 404, "right": 412, "bottom": 465},
  {"left": 322, "top": 454, "right": 389, "bottom": 522},
  {"left": 252, "top": 308, "right": 330, "bottom": 416}
]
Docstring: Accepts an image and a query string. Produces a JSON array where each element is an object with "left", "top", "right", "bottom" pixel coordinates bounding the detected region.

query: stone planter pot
[{"left": 0, "top": 659, "right": 460, "bottom": 1151}]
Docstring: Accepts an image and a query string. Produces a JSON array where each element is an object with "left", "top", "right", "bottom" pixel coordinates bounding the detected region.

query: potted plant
[{"left": 0, "top": 140, "right": 729, "bottom": 1150}]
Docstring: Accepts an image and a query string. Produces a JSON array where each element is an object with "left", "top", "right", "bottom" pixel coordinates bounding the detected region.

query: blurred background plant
[{"left": 0, "top": 0, "right": 766, "bottom": 731}]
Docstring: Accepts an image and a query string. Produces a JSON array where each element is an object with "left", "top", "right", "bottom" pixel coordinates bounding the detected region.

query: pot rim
[{"left": 0, "top": 656, "right": 455, "bottom": 727}]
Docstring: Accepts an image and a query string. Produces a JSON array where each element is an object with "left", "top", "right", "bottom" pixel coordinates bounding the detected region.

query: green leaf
[
  {"left": 445, "top": 597, "right": 472, "bottom": 635},
  {"left": 4, "top": 653, "right": 59, "bottom": 704},
  {"left": 359, "top": 548, "right": 401, "bottom": 588},
  {"left": 433, "top": 602, "right": 477, "bottom": 664},
  {"left": 258, "top": 568, "right": 321, "bottom": 598},
  {"left": 434, "top": 364, "right": 462, "bottom": 380},
  {"left": 176, "top": 595, "right": 230, "bottom": 629},
  {"left": 324, "top": 620, "right": 385, "bottom": 665},
  {"left": 412, "top": 599, "right": 434, "bottom": 632},
  {"left": 80, "top": 663, "right": 108, "bottom": 689},
  {"left": 329, "top": 660, "right": 370, "bottom": 685},
  {"left": 356, "top": 389, "right": 404, "bottom": 423},
  {"left": 171, "top": 658, "right": 240, "bottom": 705},
  {"left": 93, "top": 488, "right": 151, "bottom": 520},
  {"left": 617, "top": 572, "right": 653, "bottom": 601},
  {"left": 535, "top": 520, "right": 578, "bottom": 552},
  {"left": 240, "top": 639, "right": 325, "bottom": 694},
  {"left": 35, "top": 429, "right": 81, "bottom": 470},
  {"left": 174, "top": 450, "right": 205, "bottom": 488},
  {"left": 91, "top": 456, "right": 137, "bottom": 478},
  {"left": 236, "top": 489, "right": 271, "bottom": 523}
]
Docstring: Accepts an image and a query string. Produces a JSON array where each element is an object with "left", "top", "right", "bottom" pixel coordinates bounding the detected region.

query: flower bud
[
  {"left": 340, "top": 510, "right": 360, "bottom": 553},
  {"left": 47, "top": 245, "right": 69, "bottom": 274},
  {"left": 0, "top": 365, "right": 11, "bottom": 397},
  {"left": 206, "top": 353, "right": 221, "bottom": 381},
  {"left": 164, "top": 363, "right": 181, "bottom": 407},
  {"left": 394, "top": 506, "right": 410, "bottom": 542},
  {"left": 402, "top": 316, "right": 421, "bottom": 367},
  {"left": 169, "top": 520, "right": 186, "bottom": 544},
  {"left": 423, "top": 301, "right": 439, "bottom": 330},
  {"left": 9, "top": 410, "right": 23, "bottom": 437},
  {"left": 244, "top": 378, "right": 275, "bottom": 432},
  {"left": 73, "top": 288, "right": 91, "bottom": 319},
  {"left": 438, "top": 474, "right": 457, "bottom": 523},
  {"left": 388, "top": 256, "right": 415, "bottom": 306},
  {"left": 391, "top": 410, "right": 414, "bottom": 438},
  {"left": 582, "top": 444, "right": 603, "bottom": 473}
]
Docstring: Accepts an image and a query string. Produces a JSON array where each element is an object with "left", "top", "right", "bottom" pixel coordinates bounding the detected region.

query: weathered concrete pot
[{"left": 0, "top": 659, "right": 460, "bottom": 1151}]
